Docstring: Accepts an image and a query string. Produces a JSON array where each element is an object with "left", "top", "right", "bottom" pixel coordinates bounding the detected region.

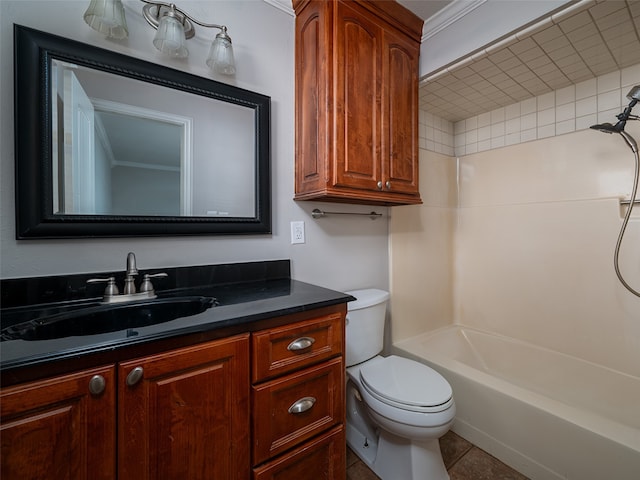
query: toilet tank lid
[{"left": 344, "top": 289, "right": 390, "bottom": 310}]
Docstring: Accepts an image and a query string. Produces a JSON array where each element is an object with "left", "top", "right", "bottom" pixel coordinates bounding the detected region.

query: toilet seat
[{"left": 359, "top": 355, "right": 453, "bottom": 413}]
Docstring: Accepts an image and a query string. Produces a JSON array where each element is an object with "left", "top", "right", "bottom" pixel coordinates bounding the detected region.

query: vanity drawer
[
  {"left": 252, "top": 356, "right": 344, "bottom": 465},
  {"left": 251, "top": 313, "right": 343, "bottom": 383},
  {"left": 253, "top": 426, "right": 345, "bottom": 480}
]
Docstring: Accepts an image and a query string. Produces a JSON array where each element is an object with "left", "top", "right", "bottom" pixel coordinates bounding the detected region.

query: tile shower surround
[{"left": 420, "top": 64, "right": 640, "bottom": 157}]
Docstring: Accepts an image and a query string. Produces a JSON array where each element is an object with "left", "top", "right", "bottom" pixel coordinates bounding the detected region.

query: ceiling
[
  {"left": 396, "top": 0, "right": 453, "bottom": 23},
  {"left": 399, "top": 0, "right": 640, "bottom": 123},
  {"left": 96, "top": 111, "right": 181, "bottom": 170}
]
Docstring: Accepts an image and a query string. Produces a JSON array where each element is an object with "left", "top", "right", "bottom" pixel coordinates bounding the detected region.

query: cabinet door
[
  {"left": 118, "top": 334, "right": 250, "bottom": 480},
  {"left": 1, "top": 365, "right": 116, "bottom": 480},
  {"left": 294, "top": 0, "right": 329, "bottom": 196},
  {"left": 333, "top": 0, "right": 382, "bottom": 191},
  {"left": 382, "top": 28, "right": 420, "bottom": 195}
]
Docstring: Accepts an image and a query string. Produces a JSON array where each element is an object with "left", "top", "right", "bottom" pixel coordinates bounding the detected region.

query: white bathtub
[{"left": 392, "top": 325, "right": 640, "bottom": 480}]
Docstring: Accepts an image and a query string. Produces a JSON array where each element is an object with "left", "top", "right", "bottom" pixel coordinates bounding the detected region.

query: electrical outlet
[{"left": 291, "top": 221, "right": 305, "bottom": 244}]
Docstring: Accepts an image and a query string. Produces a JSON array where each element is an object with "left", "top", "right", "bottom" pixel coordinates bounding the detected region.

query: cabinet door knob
[
  {"left": 377, "top": 181, "right": 383, "bottom": 190},
  {"left": 385, "top": 180, "right": 391, "bottom": 190},
  {"left": 126, "top": 366, "right": 144, "bottom": 387},
  {"left": 287, "top": 336, "right": 315, "bottom": 351},
  {"left": 288, "top": 396, "right": 316, "bottom": 414},
  {"left": 88, "top": 375, "right": 106, "bottom": 395}
]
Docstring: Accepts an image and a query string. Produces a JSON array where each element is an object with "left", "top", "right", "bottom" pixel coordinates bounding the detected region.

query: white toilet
[{"left": 345, "top": 289, "right": 455, "bottom": 480}]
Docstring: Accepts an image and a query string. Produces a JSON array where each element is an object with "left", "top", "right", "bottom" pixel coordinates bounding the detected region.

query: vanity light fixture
[{"left": 83, "top": 0, "right": 236, "bottom": 74}]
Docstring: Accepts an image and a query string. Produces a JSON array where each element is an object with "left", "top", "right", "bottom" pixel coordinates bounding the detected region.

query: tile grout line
[{"left": 445, "top": 443, "right": 475, "bottom": 471}]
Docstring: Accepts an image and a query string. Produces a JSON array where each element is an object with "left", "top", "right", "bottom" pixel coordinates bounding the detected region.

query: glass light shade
[
  {"left": 153, "top": 14, "right": 188, "bottom": 58},
  {"left": 206, "top": 32, "right": 236, "bottom": 75},
  {"left": 83, "top": 0, "right": 128, "bottom": 39}
]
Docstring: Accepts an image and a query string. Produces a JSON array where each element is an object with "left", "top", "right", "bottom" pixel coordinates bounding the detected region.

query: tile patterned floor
[{"left": 347, "top": 431, "right": 530, "bottom": 480}]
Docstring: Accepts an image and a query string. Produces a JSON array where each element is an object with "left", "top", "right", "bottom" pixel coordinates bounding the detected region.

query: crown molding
[
  {"left": 422, "top": 0, "right": 486, "bottom": 42},
  {"left": 263, "top": 0, "right": 294, "bottom": 17},
  {"left": 262, "top": 0, "right": 487, "bottom": 41}
]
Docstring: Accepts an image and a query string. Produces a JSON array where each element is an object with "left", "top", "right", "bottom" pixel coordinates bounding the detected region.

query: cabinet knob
[
  {"left": 288, "top": 396, "right": 316, "bottom": 414},
  {"left": 88, "top": 375, "right": 106, "bottom": 395},
  {"left": 126, "top": 366, "right": 144, "bottom": 387},
  {"left": 377, "top": 181, "right": 383, "bottom": 190},
  {"left": 287, "top": 337, "right": 315, "bottom": 352},
  {"left": 385, "top": 180, "right": 391, "bottom": 190}
]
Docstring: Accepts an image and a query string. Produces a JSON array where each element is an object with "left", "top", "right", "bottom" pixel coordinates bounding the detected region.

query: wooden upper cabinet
[
  {"left": 294, "top": 0, "right": 422, "bottom": 206},
  {"left": 0, "top": 365, "right": 116, "bottom": 480}
]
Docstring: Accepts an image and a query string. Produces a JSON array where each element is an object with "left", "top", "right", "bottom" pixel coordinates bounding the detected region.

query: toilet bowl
[{"left": 344, "top": 289, "right": 455, "bottom": 480}]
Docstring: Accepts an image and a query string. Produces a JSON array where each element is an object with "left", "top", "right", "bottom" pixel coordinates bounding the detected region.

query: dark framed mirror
[{"left": 14, "top": 25, "right": 271, "bottom": 238}]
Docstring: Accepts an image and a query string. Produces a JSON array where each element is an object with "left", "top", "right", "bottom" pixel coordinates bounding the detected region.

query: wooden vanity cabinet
[
  {"left": 0, "top": 305, "right": 347, "bottom": 480},
  {"left": 251, "top": 312, "right": 346, "bottom": 478},
  {"left": 0, "top": 365, "right": 116, "bottom": 480},
  {"left": 0, "top": 335, "right": 249, "bottom": 480},
  {"left": 294, "top": 0, "right": 422, "bottom": 206}
]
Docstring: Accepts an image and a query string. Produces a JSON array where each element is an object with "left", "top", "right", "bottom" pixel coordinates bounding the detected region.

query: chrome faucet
[{"left": 87, "top": 252, "right": 167, "bottom": 304}]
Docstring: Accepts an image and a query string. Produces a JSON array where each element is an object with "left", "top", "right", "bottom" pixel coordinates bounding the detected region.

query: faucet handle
[
  {"left": 139, "top": 273, "right": 168, "bottom": 293},
  {"left": 87, "top": 277, "right": 119, "bottom": 297}
]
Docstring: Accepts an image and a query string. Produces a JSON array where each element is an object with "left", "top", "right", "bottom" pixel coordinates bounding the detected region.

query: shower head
[
  {"left": 590, "top": 121, "right": 638, "bottom": 152},
  {"left": 591, "top": 86, "right": 640, "bottom": 134},
  {"left": 590, "top": 122, "right": 625, "bottom": 134}
]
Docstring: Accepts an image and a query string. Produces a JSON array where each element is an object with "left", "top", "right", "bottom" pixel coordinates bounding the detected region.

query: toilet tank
[{"left": 344, "top": 289, "right": 390, "bottom": 367}]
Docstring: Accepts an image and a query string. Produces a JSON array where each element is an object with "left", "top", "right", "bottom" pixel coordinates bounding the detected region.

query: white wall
[
  {"left": 389, "top": 149, "right": 457, "bottom": 342},
  {"left": 0, "top": 0, "right": 389, "bottom": 294}
]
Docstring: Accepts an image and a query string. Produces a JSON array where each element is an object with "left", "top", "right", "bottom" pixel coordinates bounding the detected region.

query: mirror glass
[
  {"left": 15, "top": 25, "right": 270, "bottom": 238},
  {"left": 51, "top": 59, "right": 255, "bottom": 218}
]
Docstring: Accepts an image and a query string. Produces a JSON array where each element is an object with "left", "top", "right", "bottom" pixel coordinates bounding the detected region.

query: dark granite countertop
[{"left": 0, "top": 260, "right": 353, "bottom": 378}]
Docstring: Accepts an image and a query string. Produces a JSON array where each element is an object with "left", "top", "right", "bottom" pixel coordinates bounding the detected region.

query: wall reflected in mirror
[{"left": 50, "top": 59, "right": 256, "bottom": 218}]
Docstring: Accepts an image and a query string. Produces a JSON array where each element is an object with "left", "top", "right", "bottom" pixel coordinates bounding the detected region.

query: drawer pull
[
  {"left": 288, "top": 396, "right": 316, "bottom": 414},
  {"left": 287, "top": 336, "right": 315, "bottom": 351}
]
